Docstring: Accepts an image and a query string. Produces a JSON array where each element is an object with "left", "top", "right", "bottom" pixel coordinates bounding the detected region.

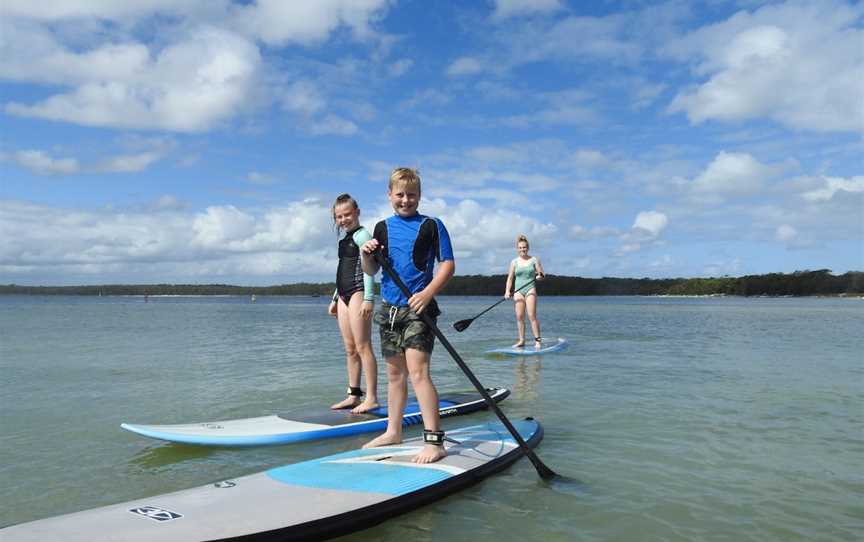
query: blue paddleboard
[
  {"left": 485, "top": 337, "right": 568, "bottom": 356},
  {"left": 2, "top": 419, "right": 544, "bottom": 541},
  {"left": 121, "top": 387, "right": 510, "bottom": 446}
]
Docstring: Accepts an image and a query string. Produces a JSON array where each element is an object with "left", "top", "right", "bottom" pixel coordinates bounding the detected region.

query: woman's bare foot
[
  {"left": 513, "top": 339, "right": 525, "bottom": 348},
  {"left": 331, "top": 395, "right": 361, "bottom": 410},
  {"left": 362, "top": 431, "right": 401, "bottom": 449},
  {"left": 534, "top": 337, "right": 542, "bottom": 348},
  {"left": 412, "top": 444, "right": 446, "bottom": 464},
  {"left": 351, "top": 399, "right": 380, "bottom": 414}
]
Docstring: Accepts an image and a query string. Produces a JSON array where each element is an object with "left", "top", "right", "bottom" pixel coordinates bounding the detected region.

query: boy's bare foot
[
  {"left": 331, "top": 396, "right": 361, "bottom": 410},
  {"left": 362, "top": 432, "right": 401, "bottom": 449},
  {"left": 412, "top": 444, "right": 446, "bottom": 464},
  {"left": 351, "top": 399, "right": 380, "bottom": 414}
]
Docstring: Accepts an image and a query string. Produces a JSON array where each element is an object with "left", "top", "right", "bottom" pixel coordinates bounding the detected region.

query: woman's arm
[
  {"left": 534, "top": 257, "right": 545, "bottom": 280},
  {"left": 504, "top": 261, "right": 515, "bottom": 298}
]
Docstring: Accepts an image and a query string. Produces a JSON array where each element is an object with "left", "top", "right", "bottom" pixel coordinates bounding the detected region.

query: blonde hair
[
  {"left": 332, "top": 193, "right": 359, "bottom": 228},
  {"left": 516, "top": 234, "right": 529, "bottom": 249},
  {"left": 389, "top": 167, "right": 421, "bottom": 193}
]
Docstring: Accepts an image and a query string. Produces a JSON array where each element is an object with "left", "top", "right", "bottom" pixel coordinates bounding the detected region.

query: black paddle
[
  {"left": 373, "top": 251, "right": 557, "bottom": 480},
  {"left": 453, "top": 278, "right": 536, "bottom": 332}
]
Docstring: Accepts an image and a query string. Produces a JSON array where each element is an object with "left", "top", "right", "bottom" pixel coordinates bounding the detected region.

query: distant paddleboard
[
  {"left": 485, "top": 338, "right": 568, "bottom": 356},
  {"left": 2, "top": 419, "right": 543, "bottom": 542},
  {"left": 121, "top": 387, "right": 510, "bottom": 446}
]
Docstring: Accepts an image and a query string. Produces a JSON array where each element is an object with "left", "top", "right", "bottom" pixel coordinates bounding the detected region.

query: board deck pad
[
  {"left": 1, "top": 419, "right": 543, "bottom": 542},
  {"left": 121, "top": 387, "right": 510, "bottom": 446},
  {"left": 485, "top": 337, "right": 568, "bottom": 356}
]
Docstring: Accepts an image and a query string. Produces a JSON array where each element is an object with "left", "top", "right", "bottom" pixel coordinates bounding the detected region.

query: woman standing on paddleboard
[
  {"left": 328, "top": 194, "right": 379, "bottom": 413},
  {"left": 504, "top": 234, "right": 545, "bottom": 348}
]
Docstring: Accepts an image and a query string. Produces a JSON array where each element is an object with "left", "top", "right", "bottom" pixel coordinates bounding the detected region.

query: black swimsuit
[{"left": 336, "top": 226, "right": 367, "bottom": 304}]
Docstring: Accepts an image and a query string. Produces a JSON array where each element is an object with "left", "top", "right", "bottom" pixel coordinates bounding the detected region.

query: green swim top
[{"left": 512, "top": 257, "right": 537, "bottom": 293}]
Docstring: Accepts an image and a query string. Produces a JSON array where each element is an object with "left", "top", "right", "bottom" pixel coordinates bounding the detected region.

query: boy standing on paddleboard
[{"left": 360, "top": 167, "right": 454, "bottom": 464}]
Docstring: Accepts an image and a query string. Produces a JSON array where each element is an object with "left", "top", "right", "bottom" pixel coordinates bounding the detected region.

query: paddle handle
[{"left": 374, "top": 252, "right": 556, "bottom": 479}]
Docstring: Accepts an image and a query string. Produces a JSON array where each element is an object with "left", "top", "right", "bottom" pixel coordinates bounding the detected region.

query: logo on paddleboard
[
  {"left": 214, "top": 480, "right": 236, "bottom": 488},
  {"left": 129, "top": 506, "right": 183, "bottom": 522}
]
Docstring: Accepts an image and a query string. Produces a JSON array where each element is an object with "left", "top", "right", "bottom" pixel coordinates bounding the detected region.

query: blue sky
[{"left": 1, "top": 0, "right": 862, "bottom": 286}]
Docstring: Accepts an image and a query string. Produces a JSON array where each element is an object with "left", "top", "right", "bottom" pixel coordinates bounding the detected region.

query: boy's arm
[
  {"left": 360, "top": 240, "right": 381, "bottom": 276},
  {"left": 360, "top": 221, "right": 386, "bottom": 276},
  {"left": 409, "top": 259, "right": 454, "bottom": 314}
]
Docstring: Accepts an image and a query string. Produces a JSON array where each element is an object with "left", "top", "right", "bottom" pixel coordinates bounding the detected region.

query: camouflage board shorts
[{"left": 375, "top": 300, "right": 440, "bottom": 358}]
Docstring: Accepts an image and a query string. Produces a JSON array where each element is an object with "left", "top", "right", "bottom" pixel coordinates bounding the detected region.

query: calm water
[{"left": 1, "top": 295, "right": 862, "bottom": 541}]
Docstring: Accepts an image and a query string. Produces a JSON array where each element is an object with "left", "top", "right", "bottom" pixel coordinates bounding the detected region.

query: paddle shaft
[
  {"left": 373, "top": 252, "right": 556, "bottom": 479},
  {"left": 462, "top": 278, "right": 536, "bottom": 324}
]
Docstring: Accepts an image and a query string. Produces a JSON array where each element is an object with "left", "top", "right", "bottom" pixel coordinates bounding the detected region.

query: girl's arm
[
  {"left": 504, "top": 261, "right": 516, "bottom": 298},
  {"left": 353, "top": 228, "right": 376, "bottom": 302}
]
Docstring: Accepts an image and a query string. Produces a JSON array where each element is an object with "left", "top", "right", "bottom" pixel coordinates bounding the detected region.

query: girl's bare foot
[
  {"left": 412, "top": 444, "right": 446, "bottom": 464},
  {"left": 351, "top": 399, "right": 380, "bottom": 414},
  {"left": 362, "top": 431, "right": 401, "bottom": 449},
  {"left": 331, "top": 396, "right": 361, "bottom": 410},
  {"left": 513, "top": 339, "right": 525, "bottom": 348}
]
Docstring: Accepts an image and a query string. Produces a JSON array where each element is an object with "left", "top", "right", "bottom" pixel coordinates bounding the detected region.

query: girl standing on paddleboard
[
  {"left": 328, "top": 194, "right": 379, "bottom": 413},
  {"left": 504, "top": 234, "right": 545, "bottom": 348}
]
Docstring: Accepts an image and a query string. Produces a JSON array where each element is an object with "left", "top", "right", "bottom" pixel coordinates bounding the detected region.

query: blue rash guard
[{"left": 372, "top": 214, "right": 454, "bottom": 307}]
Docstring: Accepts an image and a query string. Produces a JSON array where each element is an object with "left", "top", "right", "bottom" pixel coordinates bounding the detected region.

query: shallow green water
[{"left": 1, "top": 295, "right": 861, "bottom": 541}]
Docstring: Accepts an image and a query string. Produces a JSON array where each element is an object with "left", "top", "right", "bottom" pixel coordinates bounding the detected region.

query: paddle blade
[{"left": 452, "top": 319, "right": 472, "bottom": 332}]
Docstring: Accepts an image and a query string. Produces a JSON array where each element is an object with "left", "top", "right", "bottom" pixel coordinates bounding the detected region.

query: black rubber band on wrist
[{"left": 423, "top": 429, "right": 445, "bottom": 446}]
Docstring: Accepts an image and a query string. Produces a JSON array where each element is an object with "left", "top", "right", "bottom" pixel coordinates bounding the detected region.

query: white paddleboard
[
  {"left": 485, "top": 337, "right": 568, "bottom": 356},
  {"left": 121, "top": 387, "right": 510, "bottom": 446},
  {"left": 2, "top": 418, "right": 544, "bottom": 542}
]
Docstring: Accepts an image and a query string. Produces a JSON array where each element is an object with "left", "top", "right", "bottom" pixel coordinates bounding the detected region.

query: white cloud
[
  {"left": 570, "top": 149, "right": 610, "bottom": 170},
  {"left": 8, "top": 150, "right": 80, "bottom": 175},
  {"left": 309, "top": 114, "right": 358, "bottom": 136},
  {"left": 232, "top": 0, "right": 390, "bottom": 45},
  {"left": 632, "top": 210, "right": 668, "bottom": 237},
  {"left": 447, "top": 56, "right": 484, "bottom": 77},
  {"left": 502, "top": 89, "right": 597, "bottom": 127},
  {"left": 802, "top": 175, "right": 864, "bottom": 202},
  {"left": 95, "top": 152, "right": 161, "bottom": 173},
  {"left": 281, "top": 81, "right": 327, "bottom": 116},
  {"left": 491, "top": 0, "right": 563, "bottom": 20},
  {"left": 775, "top": 223, "right": 797, "bottom": 243},
  {"left": 5, "top": 147, "right": 164, "bottom": 175},
  {"left": 618, "top": 210, "right": 668, "bottom": 253},
  {"left": 569, "top": 225, "right": 619, "bottom": 240},
  {"left": 692, "top": 151, "right": 778, "bottom": 197},
  {"left": 431, "top": 198, "right": 558, "bottom": 255},
  {"left": 0, "top": 0, "right": 208, "bottom": 21},
  {"left": 192, "top": 206, "right": 258, "bottom": 249},
  {"left": 0, "top": 1, "right": 392, "bottom": 133},
  {"left": 389, "top": 58, "right": 414, "bottom": 77},
  {"left": 5, "top": 27, "right": 262, "bottom": 132},
  {"left": 0, "top": 198, "right": 337, "bottom": 282},
  {"left": 666, "top": 0, "right": 864, "bottom": 133}
]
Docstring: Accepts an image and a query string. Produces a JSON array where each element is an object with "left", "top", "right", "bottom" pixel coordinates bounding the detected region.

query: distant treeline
[{"left": 1, "top": 270, "right": 861, "bottom": 297}]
